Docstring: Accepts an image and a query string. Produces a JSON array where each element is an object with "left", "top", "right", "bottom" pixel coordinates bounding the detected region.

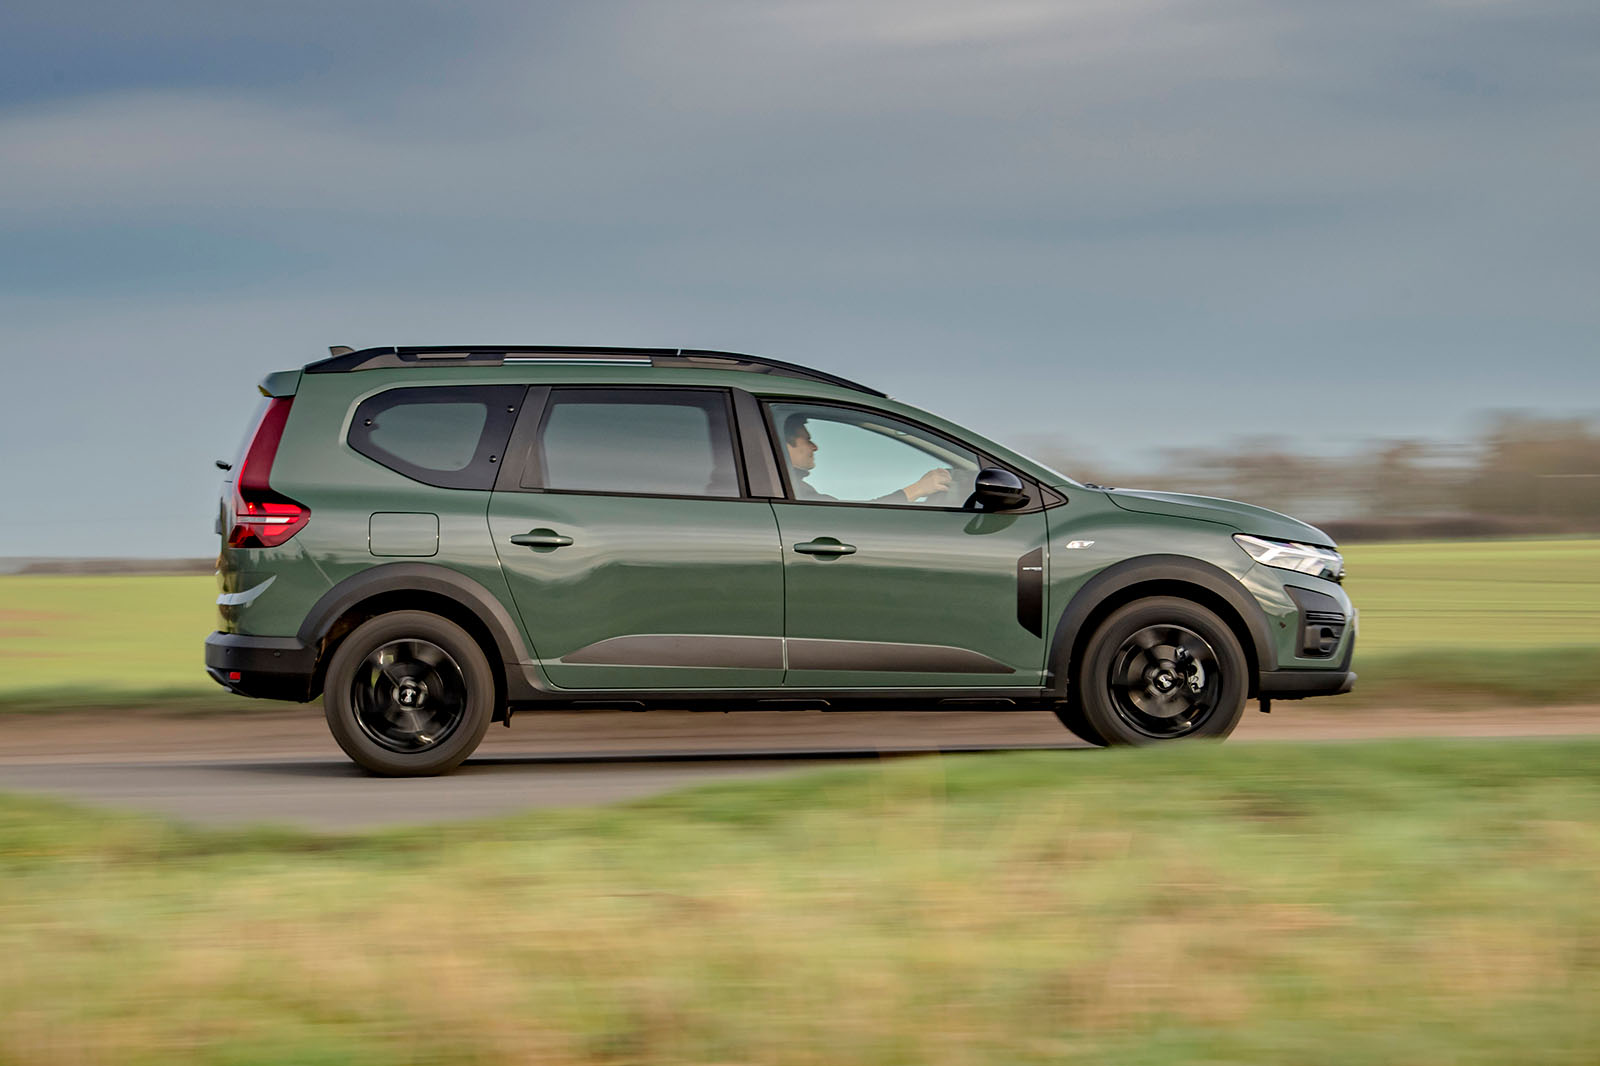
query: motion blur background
[
  {"left": 2, "top": 4, "right": 1598, "bottom": 1064},
  {"left": 1, "top": 0, "right": 1598, "bottom": 557}
]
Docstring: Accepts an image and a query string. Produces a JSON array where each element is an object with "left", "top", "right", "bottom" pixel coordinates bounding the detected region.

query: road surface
[{"left": 2, "top": 705, "right": 1595, "bottom": 830}]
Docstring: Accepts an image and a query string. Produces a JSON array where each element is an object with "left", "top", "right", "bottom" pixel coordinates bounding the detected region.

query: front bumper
[
  {"left": 204, "top": 632, "right": 317, "bottom": 701},
  {"left": 1257, "top": 668, "right": 1357, "bottom": 699},
  {"left": 1257, "top": 626, "right": 1357, "bottom": 700}
]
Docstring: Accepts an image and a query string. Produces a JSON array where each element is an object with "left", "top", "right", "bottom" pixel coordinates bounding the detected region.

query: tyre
[
  {"left": 323, "top": 611, "right": 497, "bottom": 776},
  {"left": 1051, "top": 700, "right": 1108, "bottom": 747},
  {"left": 1073, "top": 596, "right": 1248, "bottom": 746}
]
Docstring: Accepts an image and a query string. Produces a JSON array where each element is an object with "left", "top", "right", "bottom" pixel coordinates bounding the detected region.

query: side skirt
[{"left": 507, "top": 688, "right": 1055, "bottom": 713}]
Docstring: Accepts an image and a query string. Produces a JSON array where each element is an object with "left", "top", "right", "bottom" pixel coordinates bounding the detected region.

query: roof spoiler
[{"left": 257, "top": 370, "right": 301, "bottom": 397}]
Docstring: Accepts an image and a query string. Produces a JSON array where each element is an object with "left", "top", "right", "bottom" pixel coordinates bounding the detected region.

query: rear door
[{"left": 488, "top": 386, "right": 786, "bottom": 691}]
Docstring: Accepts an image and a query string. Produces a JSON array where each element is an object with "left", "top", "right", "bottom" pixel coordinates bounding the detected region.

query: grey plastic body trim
[
  {"left": 297, "top": 563, "right": 539, "bottom": 697},
  {"left": 557, "top": 634, "right": 1015, "bottom": 674},
  {"left": 562, "top": 635, "right": 785, "bottom": 669},
  {"left": 786, "top": 638, "right": 1015, "bottom": 674},
  {"left": 1046, "top": 554, "right": 1276, "bottom": 696},
  {"left": 1258, "top": 670, "right": 1356, "bottom": 698}
]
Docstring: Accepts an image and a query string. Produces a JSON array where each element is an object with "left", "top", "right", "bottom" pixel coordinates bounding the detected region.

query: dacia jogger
[{"left": 206, "top": 346, "right": 1355, "bottom": 775}]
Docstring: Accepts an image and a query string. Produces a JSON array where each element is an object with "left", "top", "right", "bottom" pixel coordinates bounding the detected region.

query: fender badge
[{"left": 1065, "top": 540, "right": 1095, "bottom": 550}]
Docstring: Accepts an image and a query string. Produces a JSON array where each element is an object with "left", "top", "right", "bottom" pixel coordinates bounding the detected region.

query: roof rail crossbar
[{"left": 303, "top": 345, "right": 883, "bottom": 395}]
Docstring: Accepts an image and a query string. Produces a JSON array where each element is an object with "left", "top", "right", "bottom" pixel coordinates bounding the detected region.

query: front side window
[
  {"left": 527, "top": 388, "right": 742, "bottom": 499},
  {"left": 348, "top": 385, "right": 524, "bottom": 490},
  {"left": 766, "top": 402, "right": 981, "bottom": 508}
]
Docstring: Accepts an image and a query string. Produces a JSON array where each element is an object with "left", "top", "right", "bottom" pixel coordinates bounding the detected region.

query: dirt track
[{"left": 1, "top": 705, "right": 1595, "bottom": 830}]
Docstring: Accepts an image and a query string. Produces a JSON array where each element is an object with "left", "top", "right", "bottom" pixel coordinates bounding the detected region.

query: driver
[{"left": 783, "top": 415, "right": 954, "bottom": 504}]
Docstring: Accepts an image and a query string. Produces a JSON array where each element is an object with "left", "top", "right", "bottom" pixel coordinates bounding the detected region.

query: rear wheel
[
  {"left": 323, "top": 611, "right": 496, "bottom": 776},
  {"left": 1073, "top": 597, "right": 1248, "bottom": 746}
]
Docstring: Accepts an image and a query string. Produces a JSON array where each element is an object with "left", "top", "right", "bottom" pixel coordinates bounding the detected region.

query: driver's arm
[{"left": 896, "top": 467, "right": 954, "bottom": 503}]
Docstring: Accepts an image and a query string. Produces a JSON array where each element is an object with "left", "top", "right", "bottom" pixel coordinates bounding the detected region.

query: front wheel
[
  {"left": 1074, "top": 597, "right": 1248, "bottom": 746},
  {"left": 323, "top": 611, "right": 496, "bottom": 776},
  {"left": 1051, "top": 700, "right": 1108, "bottom": 747}
]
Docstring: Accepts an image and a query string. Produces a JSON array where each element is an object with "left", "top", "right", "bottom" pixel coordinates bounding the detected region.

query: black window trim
[
  {"left": 347, "top": 384, "right": 525, "bottom": 491},
  {"left": 496, "top": 384, "right": 756, "bottom": 503},
  {"left": 753, "top": 396, "right": 1057, "bottom": 515}
]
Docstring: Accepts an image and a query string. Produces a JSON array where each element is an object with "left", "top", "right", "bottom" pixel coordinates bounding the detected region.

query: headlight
[{"left": 1233, "top": 534, "right": 1345, "bottom": 582}]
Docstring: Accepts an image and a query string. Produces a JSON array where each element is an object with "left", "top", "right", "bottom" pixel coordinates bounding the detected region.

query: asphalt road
[
  {"left": 3, "top": 706, "right": 1595, "bottom": 830},
  {"left": 0, "top": 753, "right": 894, "bottom": 829}
]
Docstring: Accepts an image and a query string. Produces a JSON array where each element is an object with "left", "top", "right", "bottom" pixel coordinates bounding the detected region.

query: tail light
[{"left": 227, "top": 397, "right": 310, "bottom": 548}]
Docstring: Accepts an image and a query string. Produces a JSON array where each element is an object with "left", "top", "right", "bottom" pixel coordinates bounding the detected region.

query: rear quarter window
[{"left": 348, "top": 385, "right": 524, "bottom": 489}]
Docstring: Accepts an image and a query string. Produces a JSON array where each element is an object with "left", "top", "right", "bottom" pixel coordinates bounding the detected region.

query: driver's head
[{"left": 783, "top": 414, "right": 817, "bottom": 472}]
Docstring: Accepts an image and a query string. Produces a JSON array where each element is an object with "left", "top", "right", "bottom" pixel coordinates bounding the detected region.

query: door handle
[
  {"left": 793, "top": 538, "right": 856, "bottom": 557},
  {"left": 510, "top": 529, "right": 573, "bottom": 549}
]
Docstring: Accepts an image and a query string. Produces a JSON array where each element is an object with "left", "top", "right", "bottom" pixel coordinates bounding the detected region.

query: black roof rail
[
  {"left": 667, "top": 349, "right": 884, "bottom": 396},
  {"left": 303, "top": 345, "right": 884, "bottom": 396}
]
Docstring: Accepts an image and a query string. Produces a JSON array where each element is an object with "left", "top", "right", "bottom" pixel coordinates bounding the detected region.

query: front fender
[{"left": 1045, "top": 554, "right": 1275, "bottom": 696}]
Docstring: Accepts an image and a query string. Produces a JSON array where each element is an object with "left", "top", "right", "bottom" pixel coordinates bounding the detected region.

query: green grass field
[
  {"left": 1341, "top": 538, "right": 1600, "bottom": 652},
  {"left": 3, "top": 739, "right": 1597, "bottom": 1064},
  {"left": 1, "top": 574, "right": 219, "bottom": 707},
  {"left": 2, "top": 538, "right": 1596, "bottom": 709},
  {"left": 1337, "top": 538, "right": 1600, "bottom": 704}
]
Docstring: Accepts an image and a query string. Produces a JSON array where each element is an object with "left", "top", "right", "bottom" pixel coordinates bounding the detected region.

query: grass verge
[
  {"left": 1336, "top": 646, "right": 1600, "bottom": 707},
  {"left": 4, "top": 538, "right": 1596, "bottom": 711},
  {"left": 2, "top": 739, "right": 1598, "bottom": 1064}
]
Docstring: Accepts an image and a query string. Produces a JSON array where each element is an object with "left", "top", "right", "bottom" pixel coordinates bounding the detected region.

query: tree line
[{"left": 1037, "top": 413, "right": 1600, "bottom": 540}]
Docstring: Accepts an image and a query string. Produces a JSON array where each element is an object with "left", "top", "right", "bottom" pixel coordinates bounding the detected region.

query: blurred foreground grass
[
  {"left": 3, "top": 740, "right": 1597, "bottom": 1064},
  {"left": 2, "top": 538, "right": 1596, "bottom": 709}
]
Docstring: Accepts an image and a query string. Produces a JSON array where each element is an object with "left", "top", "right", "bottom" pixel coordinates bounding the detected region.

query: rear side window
[
  {"left": 525, "top": 388, "right": 742, "bottom": 498},
  {"left": 349, "top": 386, "right": 524, "bottom": 489}
]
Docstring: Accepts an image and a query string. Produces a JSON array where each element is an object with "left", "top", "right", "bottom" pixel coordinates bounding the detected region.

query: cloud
[
  {"left": 0, "top": 0, "right": 1595, "bottom": 328},
  {"left": 1, "top": 0, "right": 1598, "bottom": 554},
  {"left": 748, "top": 0, "right": 1135, "bottom": 48},
  {"left": 6, "top": 0, "right": 1593, "bottom": 235}
]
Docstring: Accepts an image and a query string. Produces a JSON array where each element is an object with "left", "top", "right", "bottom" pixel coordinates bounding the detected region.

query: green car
[{"left": 206, "top": 346, "right": 1355, "bottom": 775}]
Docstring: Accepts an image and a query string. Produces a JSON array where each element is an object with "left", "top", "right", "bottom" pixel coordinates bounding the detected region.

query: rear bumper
[{"left": 204, "top": 632, "right": 316, "bottom": 701}]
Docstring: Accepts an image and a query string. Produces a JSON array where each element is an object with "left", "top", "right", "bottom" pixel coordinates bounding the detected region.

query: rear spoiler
[{"left": 257, "top": 370, "right": 301, "bottom": 398}]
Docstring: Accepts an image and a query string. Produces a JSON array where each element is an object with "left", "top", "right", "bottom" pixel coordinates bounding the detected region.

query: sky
[{"left": 1, "top": 0, "right": 1596, "bottom": 556}]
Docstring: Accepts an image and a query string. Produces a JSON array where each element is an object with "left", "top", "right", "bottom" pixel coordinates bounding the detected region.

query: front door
[
  {"left": 489, "top": 386, "right": 785, "bottom": 690},
  {"left": 763, "top": 400, "right": 1050, "bottom": 689}
]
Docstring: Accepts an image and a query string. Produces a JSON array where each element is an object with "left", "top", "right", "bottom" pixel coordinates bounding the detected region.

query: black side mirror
[{"left": 968, "top": 467, "right": 1029, "bottom": 511}]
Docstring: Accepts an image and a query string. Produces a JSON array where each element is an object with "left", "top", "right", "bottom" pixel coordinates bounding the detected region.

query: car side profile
[{"left": 205, "top": 346, "right": 1355, "bottom": 776}]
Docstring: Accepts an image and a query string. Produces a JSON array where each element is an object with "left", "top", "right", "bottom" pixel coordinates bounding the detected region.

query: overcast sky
[{"left": 2, "top": 0, "right": 1596, "bottom": 556}]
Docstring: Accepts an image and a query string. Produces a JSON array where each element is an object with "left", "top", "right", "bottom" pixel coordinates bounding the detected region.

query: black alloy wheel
[
  {"left": 1106, "top": 624, "right": 1221, "bottom": 739},
  {"left": 324, "top": 611, "right": 497, "bottom": 776},
  {"left": 351, "top": 639, "right": 468, "bottom": 753},
  {"left": 1073, "top": 596, "right": 1248, "bottom": 746}
]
